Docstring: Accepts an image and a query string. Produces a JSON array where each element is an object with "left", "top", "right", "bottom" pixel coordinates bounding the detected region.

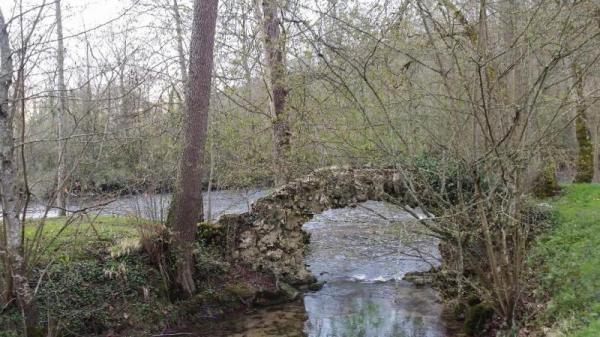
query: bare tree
[
  {"left": 168, "top": 0, "right": 219, "bottom": 296},
  {"left": 0, "top": 8, "right": 39, "bottom": 336},
  {"left": 572, "top": 62, "right": 594, "bottom": 183},
  {"left": 55, "top": 0, "right": 68, "bottom": 215},
  {"left": 255, "top": 0, "right": 291, "bottom": 185}
]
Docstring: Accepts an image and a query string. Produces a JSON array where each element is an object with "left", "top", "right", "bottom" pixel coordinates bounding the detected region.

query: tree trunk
[
  {"left": 118, "top": 59, "right": 130, "bottom": 137},
  {"left": 0, "top": 10, "right": 40, "bottom": 336},
  {"left": 255, "top": 0, "right": 292, "bottom": 185},
  {"left": 206, "top": 131, "right": 215, "bottom": 222},
  {"left": 572, "top": 63, "right": 593, "bottom": 183},
  {"left": 55, "top": 0, "right": 68, "bottom": 216},
  {"left": 168, "top": 0, "right": 219, "bottom": 297},
  {"left": 173, "top": 0, "right": 188, "bottom": 86},
  {"left": 593, "top": 125, "right": 600, "bottom": 183},
  {"left": 591, "top": 75, "right": 600, "bottom": 183}
]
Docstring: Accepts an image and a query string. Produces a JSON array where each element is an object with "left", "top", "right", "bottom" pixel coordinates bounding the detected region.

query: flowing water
[
  {"left": 196, "top": 200, "right": 457, "bottom": 337},
  {"left": 13, "top": 189, "right": 268, "bottom": 221}
]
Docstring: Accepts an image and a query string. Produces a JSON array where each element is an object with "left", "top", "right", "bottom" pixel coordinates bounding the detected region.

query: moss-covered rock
[
  {"left": 403, "top": 270, "right": 435, "bottom": 287},
  {"left": 224, "top": 282, "right": 258, "bottom": 300},
  {"left": 253, "top": 282, "right": 300, "bottom": 306},
  {"left": 197, "top": 221, "right": 227, "bottom": 246}
]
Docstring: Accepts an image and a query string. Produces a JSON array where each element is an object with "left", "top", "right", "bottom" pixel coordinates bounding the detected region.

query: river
[
  {"left": 20, "top": 191, "right": 456, "bottom": 336},
  {"left": 193, "top": 199, "right": 457, "bottom": 337},
  {"left": 15, "top": 189, "right": 268, "bottom": 221}
]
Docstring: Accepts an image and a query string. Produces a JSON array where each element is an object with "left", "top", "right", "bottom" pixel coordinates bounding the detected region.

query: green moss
[
  {"left": 175, "top": 282, "right": 246, "bottom": 320},
  {"left": 531, "top": 184, "right": 600, "bottom": 335},
  {"left": 224, "top": 282, "right": 257, "bottom": 299},
  {"left": 197, "top": 221, "right": 226, "bottom": 246},
  {"left": 574, "top": 114, "right": 593, "bottom": 183}
]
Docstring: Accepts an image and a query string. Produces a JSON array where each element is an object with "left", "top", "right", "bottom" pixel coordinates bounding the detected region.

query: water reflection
[
  {"left": 304, "top": 202, "right": 439, "bottom": 283},
  {"left": 304, "top": 281, "right": 446, "bottom": 337}
]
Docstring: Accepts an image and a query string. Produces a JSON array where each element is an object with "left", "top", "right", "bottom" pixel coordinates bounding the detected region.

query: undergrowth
[
  {"left": 1, "top": 216, "right": 265, "bottom": 336},
  {"left": 531, "top": 184, "right": 600, "bottom": 336}
]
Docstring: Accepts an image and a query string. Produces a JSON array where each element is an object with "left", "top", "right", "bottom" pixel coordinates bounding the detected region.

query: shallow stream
[{"left": 197, "top": 200, "right": 457, "bottom": 337}]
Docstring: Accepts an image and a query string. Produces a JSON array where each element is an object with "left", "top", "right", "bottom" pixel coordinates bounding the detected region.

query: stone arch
[{"left": 217, "top": 167, "right": 409, "bottom": 285}]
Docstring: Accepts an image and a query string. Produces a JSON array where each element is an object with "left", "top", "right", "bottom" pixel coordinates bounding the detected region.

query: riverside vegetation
[
  {"left": 1, "top": 174, "right": 600, "bottom": 336},
  {"left": 0, "top": 215, "right": 286, "bottom": 336}
]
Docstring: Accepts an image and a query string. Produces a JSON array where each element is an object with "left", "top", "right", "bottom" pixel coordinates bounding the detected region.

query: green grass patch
[
  {"left": 572, "top": 320, "right": 600, "bottom": 337},
  {"left": 532, "top": 184, "right": 600, "bottom": 336},
  {"left": 0, "top": 216, "right": 174, "bottom": 337},
  {"left": 3, "top": 215, "right": 251, "bottom": 336},
  {"left": 24, "top": 215, "right": 141, "bottom": 262}
]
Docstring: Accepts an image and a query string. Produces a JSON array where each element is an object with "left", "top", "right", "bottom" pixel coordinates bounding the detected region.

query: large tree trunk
[
  {"left": 168, "top": 0, "right": 219, "bottom": 297},
  {"left": 0, "top": 10, "right": 40, "bottom": 336},
  {"left": 572, "top": 63, "right": 593, "bottom": 183},
  {"left": 255, "top": 0, "right": 292, "bottom": 185},
  {"left": 55, "top": 0, "right": 68, "bottom": 216}
]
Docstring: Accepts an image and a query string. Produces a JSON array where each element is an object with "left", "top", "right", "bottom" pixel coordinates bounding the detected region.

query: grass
[
  {"left": 532, "top": 184, "right": 600, "bottom": 336},
  {"left": 4, "top": 214, "right": 272, "bottom": 336},
  {"left": 24, "top": 215, "right": 141, "bottom": 262},
  {"left": 1, "top": 215, "right": 174, "bottom": 337}
]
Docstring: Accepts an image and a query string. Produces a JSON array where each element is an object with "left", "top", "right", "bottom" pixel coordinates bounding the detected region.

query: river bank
[
  {"left": 1, "top": 196, "right": 459, "bottom": 337},
  {"left": 2, "top": 185, "right": 598, "bottom": 337},
  {"left": 0, "top": 215, "right": 299, "bottom": 337}
]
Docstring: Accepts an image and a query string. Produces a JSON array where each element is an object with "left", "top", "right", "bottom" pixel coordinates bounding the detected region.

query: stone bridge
[{"left": 214, "top": 167, "right": 416, "bottom": 285}]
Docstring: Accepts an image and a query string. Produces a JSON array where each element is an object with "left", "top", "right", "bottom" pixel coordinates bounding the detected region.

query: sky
[
  {"left": 1, "top": 0, "right": 124, "bottom": 28},
  {"left": 0, "top": 0, "right": 182, "bottom": 104}
]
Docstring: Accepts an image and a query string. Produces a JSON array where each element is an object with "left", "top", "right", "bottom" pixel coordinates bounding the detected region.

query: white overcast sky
[
  {"left": 1, "top": 0, "right": 125, "bottom": 28},
  {"left": 0, "top": 0, "right": 182, "bottom": 101}
]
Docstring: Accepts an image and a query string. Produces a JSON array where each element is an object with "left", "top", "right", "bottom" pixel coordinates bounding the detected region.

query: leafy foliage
[{"left": 35, "top": 256, "right": 169, "bottom": 336}]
